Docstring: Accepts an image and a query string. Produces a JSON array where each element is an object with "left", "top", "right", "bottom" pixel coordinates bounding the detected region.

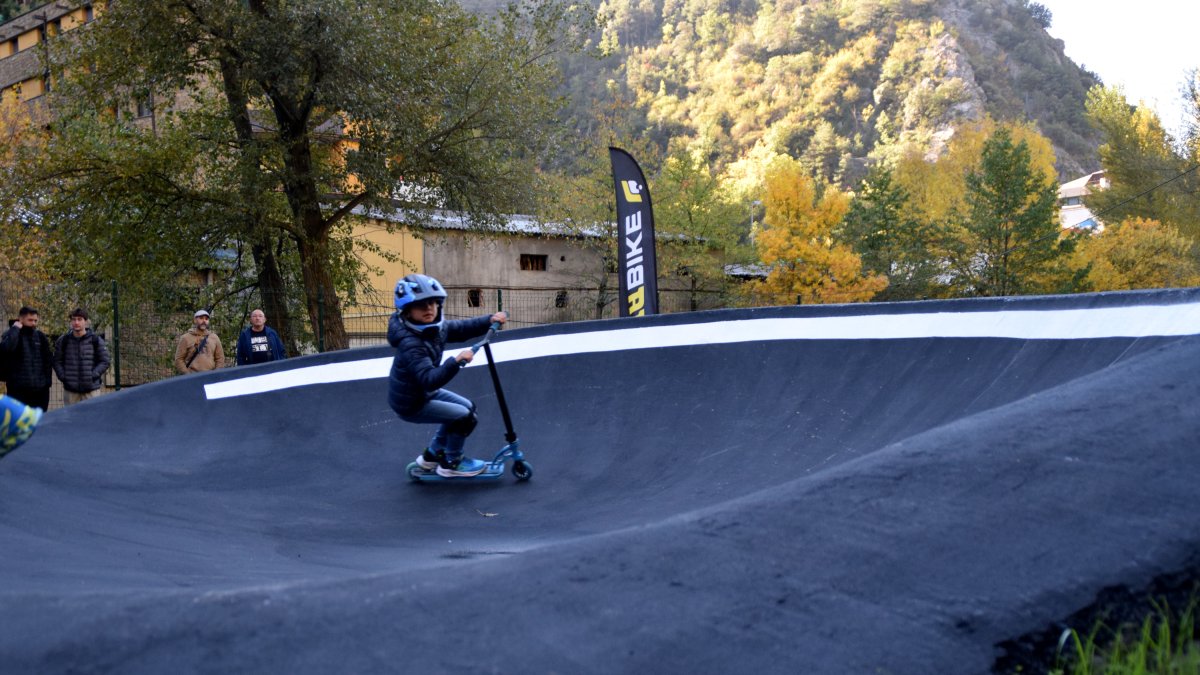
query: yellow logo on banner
[
  {"left": 621, "top": 180, "right": 643, "bottom": 203},
  {"left": 626, "top": 286, "right": 645, "bottom": 316}
]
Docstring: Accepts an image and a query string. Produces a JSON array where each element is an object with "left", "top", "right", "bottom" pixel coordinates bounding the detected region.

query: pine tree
[
  {"left": 839, "top": 165, "right": 944, "bottom": 300},
  {"left": 948, "top": 127, "right": 1075, "bottom": 296}
]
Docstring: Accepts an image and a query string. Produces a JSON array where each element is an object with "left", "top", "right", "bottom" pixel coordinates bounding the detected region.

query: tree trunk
[
  {"left": 251, "top": 239, "right": 299, "bottom": 356},
  {"left": 276, "top": 113, "right": 349, "bottom": 351},
  {"left": 217, "top": 55, "right": 302, "bottom": 354},
  {"left": 297, "top": 233, "right": 348, "bottom": 351}
]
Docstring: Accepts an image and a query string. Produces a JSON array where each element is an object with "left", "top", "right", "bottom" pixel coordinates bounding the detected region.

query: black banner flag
[{"left": 609, "top": 147, "right": 659, "bottom": 317}]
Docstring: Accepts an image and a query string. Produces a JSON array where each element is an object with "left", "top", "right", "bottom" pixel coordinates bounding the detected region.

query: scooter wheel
[
  {"left": 405, "top": 462, "right": 423, "bottom": 482},
  {"left": 512, "top": 460, "right": 533, "bottom": 482}
]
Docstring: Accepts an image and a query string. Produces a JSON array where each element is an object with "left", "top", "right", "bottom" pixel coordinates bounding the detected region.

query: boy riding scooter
[{"left": 387, "top": 274, "right": 506, "bottom": 477}]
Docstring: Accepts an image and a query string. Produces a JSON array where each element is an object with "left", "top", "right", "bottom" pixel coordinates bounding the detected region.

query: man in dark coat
[
  {"left": 235, "top": 309, "right": 287, "bottom": 365},
  {"left": 1, "top": 306, "right": 53, "bottom": 410},
  {"left": 53, "top": 308, "right": 111, "bottom": 406}
]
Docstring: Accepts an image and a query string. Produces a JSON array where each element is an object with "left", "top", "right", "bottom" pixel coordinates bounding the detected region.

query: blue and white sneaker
[
  {"left": 436, "top": 455, "right": 487, "bottom": 478},
  {"left": 415, "top": 448, "right": 444, "bottom": 471}
]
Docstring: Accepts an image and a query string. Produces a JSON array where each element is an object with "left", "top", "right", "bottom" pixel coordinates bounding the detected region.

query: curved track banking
[{"left": 2, "top": 289, "right": 1200, "bottom": 673}]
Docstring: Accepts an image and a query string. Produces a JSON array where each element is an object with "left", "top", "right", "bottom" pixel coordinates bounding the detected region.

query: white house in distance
[{"left": 1058, "top": 170, "right": 1108, "bottom": 231}]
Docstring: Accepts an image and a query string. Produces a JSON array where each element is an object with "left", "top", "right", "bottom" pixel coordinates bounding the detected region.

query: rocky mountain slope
[{"left": 473, "top": 0, "right": 1101, "bottom": 181}]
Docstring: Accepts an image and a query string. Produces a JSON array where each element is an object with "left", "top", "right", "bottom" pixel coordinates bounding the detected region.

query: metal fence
[
  {"left": 344, "top": 285, "right": 735, "bottom": 345},
  {"left": 2, "top": 277, "right": 793, "bottom": 410}
]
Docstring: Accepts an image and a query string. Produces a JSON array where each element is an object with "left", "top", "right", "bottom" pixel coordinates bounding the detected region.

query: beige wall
[
  {"left": 350, "top": 217, "right": 425, "bottom": 310},
  {"left": 352, "top": 216, "right": 610, "bottom": 304},
  {"left": 421, "top": 230, "right": 606, "bottom": 291},
  {"left": 15, "top": 28, "right": 38, "bottom": 52}
]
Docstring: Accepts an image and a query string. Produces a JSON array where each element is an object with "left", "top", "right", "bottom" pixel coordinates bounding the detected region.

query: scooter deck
[{"left": 406, "top": 461, "right": 506, "bottom": 483}]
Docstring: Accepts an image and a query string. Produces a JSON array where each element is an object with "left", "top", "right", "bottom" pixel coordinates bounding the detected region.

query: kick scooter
[{"left": 406, "top": 323, "right": 532, "bottom": 483}]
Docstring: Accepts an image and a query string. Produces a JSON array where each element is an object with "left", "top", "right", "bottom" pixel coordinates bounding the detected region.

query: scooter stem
[{"left": 482, "top": 340, "right": 517, "bottom": 443}]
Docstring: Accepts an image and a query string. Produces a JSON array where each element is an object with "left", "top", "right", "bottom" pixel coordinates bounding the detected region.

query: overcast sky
[{"left": 1037, "top": 0, "right": 1197, "bottom": 139}]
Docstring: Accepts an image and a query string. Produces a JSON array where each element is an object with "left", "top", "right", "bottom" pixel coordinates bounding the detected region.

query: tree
[
  {"left": 533, "top": 94, "right": 660, "bottom": 320},
  {"left": 1026, "top": 2, "right": 1052, "bottom": 29},
  {"left": 945, "top": 127, "right": 1077, "bottom": 296},
  {"left": 893, "top": 117, "right": 1057, "bottom": 229},
  {"left": 0, "top": 1, "right": 21, "bottom": 24},
  {"left": 838, "top": 164, "right": 944, "bottom": 300},
  {"left": 653, "top": 144, "right": 752, "bottom": 310},
  {"left": 754, "top": 157, "right": 886, "bottom": 305},
  {"left": 1073, "top": 218, "right": 1200, "bottom": 291},
  {"left": 1185, "top": 68, "right": 1200, "bottom": 163},
  {"left": 0, "top": 95, "right": 53, "bottom": 318},
  {"left": 1084, "top": 85, "right": 1200, "bottom": 241},
  {"left": 4, "top": 0, "right": 594, "bottom": 350}
]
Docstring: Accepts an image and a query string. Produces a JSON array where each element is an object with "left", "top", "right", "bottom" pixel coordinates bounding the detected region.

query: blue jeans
[{"left": 400, "top": 389, "right": 475, "bottom": 459}]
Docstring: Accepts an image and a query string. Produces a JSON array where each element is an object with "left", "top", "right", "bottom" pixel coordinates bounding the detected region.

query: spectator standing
[
  {"left": 52, "top": 308, "right": 111, "bottom": 406},
  {"left": 235, "top": 309, "right": 286, "bottom": 366},
  {"left": 174, "top": 309, "right": 225, "bottom": 374},
  {"left": 0, "top": 306, "right": 53, "bottom": 410}
]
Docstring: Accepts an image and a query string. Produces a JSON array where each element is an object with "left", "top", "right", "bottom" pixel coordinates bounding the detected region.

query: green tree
[
  {"left": 533, "top": 95, "right": 660, "bottom": 320},
  {"left": 946, "top": 127, "right": 1077, "bottom": 296},
  {"left": 654, "top": 145, "right": 752, "bottom": 310},
  {"left": 1185, "top": 68, "right": 1200, "bottom": 163},
  {"left": 0, "top": 1, "right": 21, "bottom": 23},
  {"left": 1026, "top": 2, "right": 1052, "bottom": 29},
  {"left": 1084, "top": 85, "right": 1200, "bottom": 241},
  {"left": 838, "top": 165, "right": 944, "bottom": 300},
  {"left": 3, "top": 0, "right": 594, "bottom": 350},
  {"left": 893, "top": 117, "right": 1057, "bottom": 228}
]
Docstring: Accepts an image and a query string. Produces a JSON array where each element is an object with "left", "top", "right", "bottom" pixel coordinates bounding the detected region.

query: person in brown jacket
[{"left": 174, "top": 309, "right": 225, "bottom": 374}]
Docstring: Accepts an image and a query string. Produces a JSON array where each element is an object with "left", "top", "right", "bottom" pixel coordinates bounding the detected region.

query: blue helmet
[{"left": 394, "top": 274, "right": 447, "bottom": 331}]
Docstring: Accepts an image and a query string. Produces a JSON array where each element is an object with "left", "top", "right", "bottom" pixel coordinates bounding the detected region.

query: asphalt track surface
[{"left": 3, "top": 289, "right": 1200, "bottom": 674}]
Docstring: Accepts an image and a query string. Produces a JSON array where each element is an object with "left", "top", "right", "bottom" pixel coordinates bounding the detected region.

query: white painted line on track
[{"left": 204, "top": 302, "right": 1200, "bottom": 400}]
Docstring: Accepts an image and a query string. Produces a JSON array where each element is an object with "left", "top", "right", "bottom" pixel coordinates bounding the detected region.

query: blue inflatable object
[{"left": 0, "top": 394, "right": 42, "bottom": 457}]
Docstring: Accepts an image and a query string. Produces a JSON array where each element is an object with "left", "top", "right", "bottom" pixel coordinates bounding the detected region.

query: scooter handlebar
[{"left": 467, "top": 322, "right": 504, "bottom": 355}]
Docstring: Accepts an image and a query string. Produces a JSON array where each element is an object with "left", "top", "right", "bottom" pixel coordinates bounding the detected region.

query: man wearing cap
[{"left": 174, "top": 309, "right": 225, "bottom": 374}]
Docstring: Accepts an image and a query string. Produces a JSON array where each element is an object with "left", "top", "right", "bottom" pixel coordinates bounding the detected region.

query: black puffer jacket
[
  {"left": 0, "top": 324, "right": 52, "bottom": 389},
  {"left": 53, "top": 329, "right": 111, "bottom": 393},
  {"left": 386, "top": 313, "right": 492, "bottom": 415}
]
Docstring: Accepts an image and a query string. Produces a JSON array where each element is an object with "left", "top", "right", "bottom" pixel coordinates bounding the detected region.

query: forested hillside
[{"left": 472, "top": 0, "right": 1100, "bottom": 182}]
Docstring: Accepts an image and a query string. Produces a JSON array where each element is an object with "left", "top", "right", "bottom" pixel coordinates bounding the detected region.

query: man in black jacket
[
  {"left": 53, "top": 308, "right": 111, "bottom": 406},
  {"left": 1, "top": 306, "right": 53, "bottom": 410}
]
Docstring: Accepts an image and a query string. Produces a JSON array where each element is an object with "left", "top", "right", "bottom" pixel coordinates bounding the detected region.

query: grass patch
[{"left": 1053, "top": 597, "right": 1200, "bottom": 675}]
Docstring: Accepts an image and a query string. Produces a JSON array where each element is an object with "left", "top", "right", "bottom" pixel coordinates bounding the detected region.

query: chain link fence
[{"left": 2, "top": 276, "right": 795, "bottom": 410}]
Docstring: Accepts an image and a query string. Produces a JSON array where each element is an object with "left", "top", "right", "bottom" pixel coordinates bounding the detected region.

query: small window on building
[
  {"left": 17, "top": 29, "right": 40, "bottom": 52},
  {"left": 135, "top": 97, "right": 153, "bottom": 118},
  {"left": 520, "top": 254, "right": 547, "bottom": 271},
  {"left": 554, "top": 290, "right": 569, "bottom": 308},
  {"left": 467, "top": 288, "right": 483, "bottom": 308},
  {"left": 17, "top": 77, "right": 44, "bottom": 102}
]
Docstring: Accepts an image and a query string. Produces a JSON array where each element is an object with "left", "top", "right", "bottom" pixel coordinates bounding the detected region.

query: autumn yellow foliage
[
  {"left": 894, "top": 117, "right": 1057, "bottom": 226},
  {"left": 754, "top": 157, "right": 887, "bottom": 304},
  {"left": 1073, "top": 218, "right": 1200, "bottom": 291},
  {"left": 0, "top": 96, "right": 52, "bottom": 314}
]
